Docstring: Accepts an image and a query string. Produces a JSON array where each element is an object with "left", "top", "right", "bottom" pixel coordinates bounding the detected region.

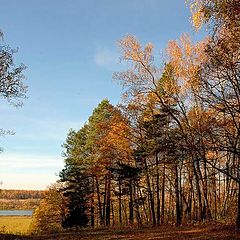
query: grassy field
[
  {"left": 0, "top": 216, "right": 32, "bottom": 235},
  {"left": 0, "top": 223, "right": 239, "bottom": 239},
  {"left": 0, "top": 224, "right": 239, "bottom": 240},
  {"left": 31, "top": 225, "right": 240, "bottom": 240}
]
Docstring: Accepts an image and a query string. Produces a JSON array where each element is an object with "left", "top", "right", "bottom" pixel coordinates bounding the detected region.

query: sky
[{"left": 0, "top": 0, "right": 203, "bottom": 190}]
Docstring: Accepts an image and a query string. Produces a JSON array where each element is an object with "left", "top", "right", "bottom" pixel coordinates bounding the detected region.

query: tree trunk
[
  {"left": 236, "top": 181, "right": 240, "bottom": 228},
  {"left": 134, "top": 180, "right": 141, "bottom": 226},
  {"left": 95, "top": 176, "right": 104, "bottom": 225},
  {"left": 197, "top": 157, "right": 212, "bottom": 220},
  {"left": 106, "top": 174, "right": 111, "bottom": 226},
  {"left": 156, "top": 151, "right": 161, "bottom": 226},
  {"left": 118, "top": 178, "right": 122, "bottom": 225},
  {"left": 111, "top": 200, "right": 115, "bottom": 226},
  {"left": 139, "top": 186, "right": 149, "bottom": 224},
  {"left": 174, "top": 164, "right": 182, "bottom": 226},
  {"left": 91, "top": 177, "right": 95, "bottom": 227},
  {"left": 192, "top": 156, "right": 203, "bottom": 221},
  {"left": 103, "top": 175, "right": 107, "bottom": 225},
  {"left": 161, "top": 163, "right": 166, "bottom": 224},
  {"left": 129, "top": 179, "right": 134, "bottom": 224},
  {"left": 144, "top": 158, "right": 156, "bottom": 226}
]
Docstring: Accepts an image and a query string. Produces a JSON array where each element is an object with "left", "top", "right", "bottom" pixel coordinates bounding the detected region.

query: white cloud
[
  {"left": 0, "top": 172, "right": 60, "bottom": 190},
  {"left": 94, "top": 47, "right": 118, "bottom": 69},
  {"left": 0, "top": 111, "right": 85, "bottom": 189},
  {"left": 0, "top": 152, "right": 63, "bottom": 168},
  {"left": 0, "top": 153, "right": 65, "bottom": 190}
]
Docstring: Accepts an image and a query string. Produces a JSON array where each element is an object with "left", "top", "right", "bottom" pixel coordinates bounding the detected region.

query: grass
[
  {"left": 32, "top": 225, "right": 240, "bottom": 240},
  {"left": 0, "top": 216, "right": 32, "bottom": 235},
  {"left": 0, "top": 223, "right": 239, "bottom": 239}
]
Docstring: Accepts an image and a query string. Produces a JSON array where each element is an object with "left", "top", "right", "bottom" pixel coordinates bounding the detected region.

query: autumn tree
[
  {"left": 56, "top": 0, "right": 239, "bottom": 229},
  {"left": 188, "top": 0, "right": 240, "bottom": 226},
  {"left": 60, "top": 99, "right": 134, "bottom": 228},
  {"left": 59, "top": 125, "right": 92, "bottom": 228},
  {"left": 0, "top": 29, "right": 27, "bottom": 142},
  {"left": 30, "top": 184, "right": 67, "bottom": 234},
  {"left": 0, "top": 30, "right": 27, "bottom": 105},
  {"left": 114, "top": 35, "right": 197, "bottom": 226}
]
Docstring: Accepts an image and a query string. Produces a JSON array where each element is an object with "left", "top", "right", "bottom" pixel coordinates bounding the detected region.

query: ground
[{"left": 0, "top": 224, "right": 240, "bottom": 240}]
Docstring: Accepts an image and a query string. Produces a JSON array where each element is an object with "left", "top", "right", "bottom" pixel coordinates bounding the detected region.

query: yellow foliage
[
  {"left": 29, "top": 185, "right": 67, "bottom": 234},
  {"left": 187, "top": 0, "right": 205, "bottom": 30},
  {"left": 166, "top": 34, "right": 208, "bottom": 94}
]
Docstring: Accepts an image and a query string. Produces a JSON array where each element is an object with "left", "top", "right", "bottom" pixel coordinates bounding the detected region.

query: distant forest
[
  {"left": 0, "top": 190, "right": 44, "bottom": 200},
  {"left": 0, "top": 190, "right": 44, "bottom": 210}
]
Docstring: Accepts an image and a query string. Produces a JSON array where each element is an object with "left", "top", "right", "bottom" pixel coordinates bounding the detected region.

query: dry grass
[
  {"left": 0, "top": 216, "right": 32, "bottom": 235},
  {"left": 0, "top": 224, "right": 239, "bottom": 240}
]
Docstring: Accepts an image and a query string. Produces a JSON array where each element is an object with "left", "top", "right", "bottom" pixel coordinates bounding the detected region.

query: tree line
[
  {"left": 31, "top": 0, "right": 240, "bottom": 233},
  {"left": 0, "top": 190, "right": 44, "bottom": 200}
]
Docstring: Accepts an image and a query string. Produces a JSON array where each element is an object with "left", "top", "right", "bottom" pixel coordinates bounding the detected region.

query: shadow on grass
[
  {"left": 1, "top": 224, "right": 240, "bottom": 240},
  {"left": 0, "top": 233, "right": 30, "bottom": 240}
]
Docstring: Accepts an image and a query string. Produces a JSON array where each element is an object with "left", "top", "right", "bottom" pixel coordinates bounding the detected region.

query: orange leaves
[
  {"left": 187, "top": 0, "right": 206, "bottom": 30},
  {"left": 167, "top": 40, "right": 182, "bottom": 63},
  {"left": 188, "top": 0, "right": 240, "bottom": 34},
  {"left": 86, "top": 101, "right": 134, "bottom": 175},
  {"left": 186, "top": 106, "right": 216, "bottom": 133},
  {"left": 118, "top": 35, "right": 154, "bottom": 65},
  {"left": 114, "top": 35, "right": 158, "bottom": 107},
  {"left": 99, "top": 111, "right": 133, "bottom": 164},
  {"left": 166, "top": 34, "right": 208, "bottom": 93}
]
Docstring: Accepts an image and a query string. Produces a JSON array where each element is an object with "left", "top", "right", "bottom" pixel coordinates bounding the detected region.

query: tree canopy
[{"left": 36, "top": 0, "right": 240, "bottom": 230}]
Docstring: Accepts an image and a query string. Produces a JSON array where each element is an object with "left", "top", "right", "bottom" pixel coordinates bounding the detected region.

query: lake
[{"left": 0, "top": 210, "right": 33, "bottom": 216}]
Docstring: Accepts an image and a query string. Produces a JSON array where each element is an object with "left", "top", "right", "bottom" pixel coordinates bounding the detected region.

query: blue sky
[{"left": 0, "top": 0, "right": 200, "bottom": 189}]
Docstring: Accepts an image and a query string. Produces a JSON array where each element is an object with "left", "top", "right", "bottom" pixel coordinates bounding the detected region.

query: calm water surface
[{"left": 0, "top": 210, "right": 33, "bottom": 216}]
